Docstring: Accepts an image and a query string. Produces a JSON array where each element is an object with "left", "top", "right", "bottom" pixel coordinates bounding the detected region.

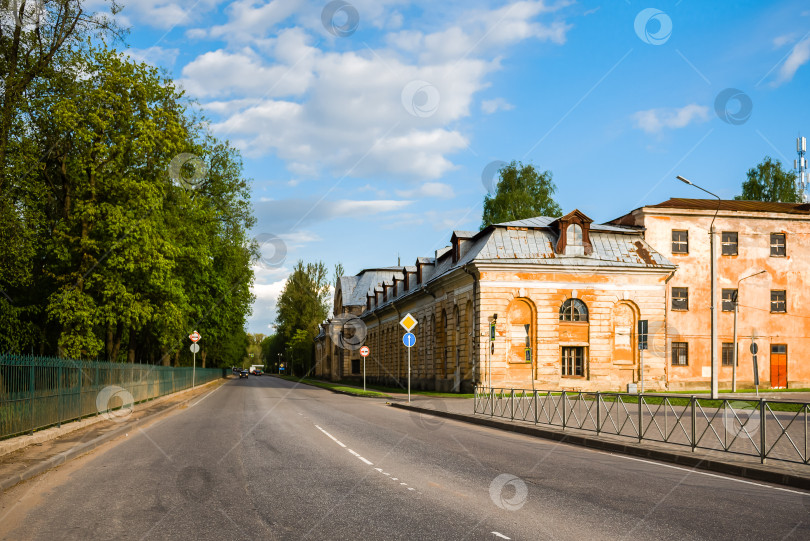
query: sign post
[
  {"left": 751, "top": 341, "right": 759, "bottom": 397},
  {"left": 400, "top": 314, "right": 418, "bottom": 403},
  {"left": 360, "top": 346, "right": 370, "bottom": 391},
  {"left": 189, "top": 331, "right": 201, "bottom": 387},
  {"left": 638, "top": 320, "right": 648, "bottom": 393}
]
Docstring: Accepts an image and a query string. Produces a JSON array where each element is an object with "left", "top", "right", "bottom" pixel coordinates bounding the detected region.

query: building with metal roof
[{"left": 316, "top": 209, "right": 675, "bottom": 392}]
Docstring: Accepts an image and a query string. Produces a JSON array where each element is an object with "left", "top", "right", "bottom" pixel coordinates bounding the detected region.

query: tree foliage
[
  {"left": 735, "top": 156, "right": 800, "bottom": 203},
  {"left": 274, "top": 260, "right": 330, "bottom": 375},
  {"left": 0, "top": 9, "right": 256, "bottom": 366},
  {"left": 481, "top": 161, "right": 562, "bottom": 228}
]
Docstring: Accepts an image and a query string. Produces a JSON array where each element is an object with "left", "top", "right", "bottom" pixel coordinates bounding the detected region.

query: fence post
[
  {"left": 562, "top": 392, "right": 567, "bottom": 429},
  {"left": 29, "top": 361, "right": 35, "bottom": 435},
  {"left": 490, "top": 388, "right": 494, "bottom": 417},
  {"left": 510, "top": 389, "right": 515, "bottom": 420},
  {"left": 760, "top": 399, "right": 767, "bottom": 464},
  {"left": 533, "top": 390, "right": 538, "bottom": 424},
  {"left": 57, "top": 364, "right": 62, "bottom": 428},
  {"left": 638, "top": 394, "right": 643, "bottom": 443},
  {"left": 596, "top": 392, "right": 601, "bottom": 435},
  {"left": 691, "top": 396, "right": 697, "bottom": 452}
]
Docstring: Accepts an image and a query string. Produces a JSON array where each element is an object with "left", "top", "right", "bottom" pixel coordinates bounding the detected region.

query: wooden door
[{"left": 770, "top": 344, "right": 787, "bottom": 389}]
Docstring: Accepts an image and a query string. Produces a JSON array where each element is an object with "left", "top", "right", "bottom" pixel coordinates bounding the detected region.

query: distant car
[
  {"left": 254, "top": 369, "right": 263, "bottom": 376},
  {"left": 239, "top": 369, "right": 248, "bottom": 378}
]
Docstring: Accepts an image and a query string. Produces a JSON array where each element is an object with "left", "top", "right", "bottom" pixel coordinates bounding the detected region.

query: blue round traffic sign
[{"left": 403, "top": 332, "right": 416, "bottom": 348}]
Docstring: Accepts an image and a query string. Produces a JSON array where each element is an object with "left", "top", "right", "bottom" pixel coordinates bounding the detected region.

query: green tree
[
  {"left": 0, "top": 44, "right": 256, "bottom": 366},
  {"left": 275, "top": 260, "right": 330, "bottom": 375},
  {"left": 481, "top": 161, "right": 562, "bottom": 228},
  {"left": 735, "top": 157, "right": 800, "bottom": 203}
]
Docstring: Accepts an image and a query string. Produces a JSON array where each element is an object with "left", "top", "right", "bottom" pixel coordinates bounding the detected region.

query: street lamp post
[
  {"left": 733, "top": 270, "right": 766, "bottom": 392},
  {"left": 676, "top": 175, "right": 721, "bottom": 399}
]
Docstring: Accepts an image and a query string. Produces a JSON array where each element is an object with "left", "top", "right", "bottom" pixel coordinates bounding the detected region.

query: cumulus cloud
[
  {"left": 633, "top": 104, "right": 710, "bottom": 134},
  {"left": 395, "top": 182, "right": 455, "bottom": 199},
  {"left": 773, "top": 37, "right": 810, "bottom": 86},
  {"left": 175, "top": 1, "right": 572, "bottom": 182},
  {"left": 481, "top": 98, "right": 514, "bottom": 114},
  {"left": 125, "top": 46, "right": 180, "bottom": 67},
  {"left": 254, "top": 197, "right": 413, "bottom": 230}
]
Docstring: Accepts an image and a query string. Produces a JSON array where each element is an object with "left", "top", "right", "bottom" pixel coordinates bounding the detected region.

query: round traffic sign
[
  {"left": 402, "top": 332, "right": 416, "bottom": 348},
  {"left": 359, "top": 346, "right": 370, "bottom": 357},
  {"left": 190, "top": 343, "right": 199, "bottom": 353},
  {"left": 189, "top": 331, "right": 201, "bottom": 343},
  {"left": 750, "top": 342, "right": 758, "bottom": 355}
]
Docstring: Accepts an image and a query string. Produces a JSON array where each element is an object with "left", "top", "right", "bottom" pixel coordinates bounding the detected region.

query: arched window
[
  {"left": 567, "top": 223, "right": 583, "bottom": 246},
  {"left": 560, "top": 298, "right": 589, "bottom": 322}
]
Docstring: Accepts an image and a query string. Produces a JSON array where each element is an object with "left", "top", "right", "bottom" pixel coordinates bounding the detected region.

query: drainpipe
[
  {"left": 663, "top": 269, "right": 676, "bottom": 390},
  {"left": 461, "top": 264, "right": 479, "bottom": 387}
]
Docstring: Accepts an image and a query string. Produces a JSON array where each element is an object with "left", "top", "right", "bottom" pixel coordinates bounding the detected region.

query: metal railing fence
[
  {"left": 474, "top": 386, "right": 810, "bottom": 466},
  {"left": 0, "top": 354, "right": 224, "bottom": 439}
]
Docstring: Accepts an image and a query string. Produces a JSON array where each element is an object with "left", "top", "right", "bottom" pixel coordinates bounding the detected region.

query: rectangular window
[
  {"left": 351, "top": 358, "right": 360, "bottom": 374},
  {"left": 561, "top": 346, "right": 585, "bottom": 377},
  {"left": 770, "top": 290, "right": 787, "bottom": 313},
  {"left": 671, "top": 287, "right": 688, "bottom": 311},
  {"left": 671, "top": 342, "right": 688, "bottom": 366},
  {"left": 671, "top": 230, "right": 688, "bottom": 254},
  {"left": 721, "top": 232, "right": 738, "bottom": 255},
  {"left": 722, "top": 342, "right": 736, "bottom": 366},
  {"left": 721, "top": 289, "right": 737, "bottom": 312},
  {"left": 770, "top": 233, "right": 786, "bottom": 257}
]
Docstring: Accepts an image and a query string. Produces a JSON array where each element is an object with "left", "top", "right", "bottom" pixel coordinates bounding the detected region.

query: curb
[
  {"left": 389, "top": 403, "right": 810, "bottom": 491},
  {"left": 0, "top": 379, "right": 223, "bottom": 493}
]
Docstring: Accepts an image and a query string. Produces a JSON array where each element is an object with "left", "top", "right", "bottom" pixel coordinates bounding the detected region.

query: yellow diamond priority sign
[{"left": 399, "top": 313, "right": 418, "bottom": 332}]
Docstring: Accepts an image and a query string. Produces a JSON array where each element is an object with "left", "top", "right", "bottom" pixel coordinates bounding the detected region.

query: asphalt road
[{"left": 2, "top": 376, "right": 810, "bottom": 540}]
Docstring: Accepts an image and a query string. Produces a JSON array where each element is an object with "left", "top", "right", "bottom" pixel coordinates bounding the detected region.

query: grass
[
  {"left": 336, "top": 380, "right": 475, "bottom": 398},
  {"left": 487, "top": 389, "right": 808, "bottom": 413},
  {"left": 275, "top": 375, "right": 390, "bottom": 398}
]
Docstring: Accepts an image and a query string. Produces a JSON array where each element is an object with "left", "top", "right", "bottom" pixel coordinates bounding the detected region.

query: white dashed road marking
[
  {"left": 315, "top": 424, "right": 417, "bottom": 493},
  {"left": 491, "top": 532, "right": 510, "bottom": 539},
  {"left": 315, "top": 425, "right": 346, "bottom": 448}
]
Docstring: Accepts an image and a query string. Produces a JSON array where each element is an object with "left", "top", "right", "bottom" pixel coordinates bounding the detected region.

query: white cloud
[
  {"left": 395, "top": 182, "right": 455, "bottom": 199},
  {"left": 125, "top": 46, "right": 180, "bottom": 67},
  {"left": 633, "top": 104, "right": 710, "bottom": 134},
  {"left": 773, "top": 37, "right": 810, "bottom": 86},
  {"left": 481, "top": 97, "right": 514, "bottom": 114},
  {"left": 176, "top": 1, "right": 572, "bottom": 182}
]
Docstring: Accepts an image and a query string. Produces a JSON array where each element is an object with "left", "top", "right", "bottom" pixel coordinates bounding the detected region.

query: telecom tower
[{"left": 796, "top": 136, "right": 808, "bottom": 203}]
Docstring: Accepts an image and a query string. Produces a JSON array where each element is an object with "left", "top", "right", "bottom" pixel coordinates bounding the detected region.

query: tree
[
  {"left": 481, "top": 161, "right": 562, "bottom": 228},
  {"left": 274, "top": 260, "right": 330, "bottom": 375},
  {"left": 0, "top": 44, "right": 256, "bottom": 366},
  {"left": 735, "top": 157, "right": 800, "bottom": 203}
]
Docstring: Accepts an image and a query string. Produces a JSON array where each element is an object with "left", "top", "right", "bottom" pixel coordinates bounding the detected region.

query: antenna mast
[{"left": 796, "top": 136, "right": 808, "bottom": 203}]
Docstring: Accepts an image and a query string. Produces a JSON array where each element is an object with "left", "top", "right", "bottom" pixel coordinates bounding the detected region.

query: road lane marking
[
  {"left": 315, "top": 425, "right": 346, "bottom": 447},
  {"left": 188, "top": 384, "right": 224, "bottom": 408},
  {"left": 315, "top": 423, "right": 418, "bottom": 492},
  {"left": 491, "top": 532, "right": 510, "bottom": 539},
  {"left": 613, "top": 454, "right": 810, "bottom": 495}
]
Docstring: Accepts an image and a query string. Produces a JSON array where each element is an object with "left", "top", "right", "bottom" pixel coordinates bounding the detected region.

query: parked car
[{"left": 239, "top": 369, "right": 249, "bottom": 378}]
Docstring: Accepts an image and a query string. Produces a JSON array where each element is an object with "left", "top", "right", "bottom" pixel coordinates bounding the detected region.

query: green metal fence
[{"left": 0, "top": 354, "right": 224, "bottom": 440}]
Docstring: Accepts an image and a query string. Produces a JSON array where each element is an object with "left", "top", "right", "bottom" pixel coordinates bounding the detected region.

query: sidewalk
[
  {"left": 387, "top": 394, "right": 810, "bottom": 491},
  {"left": 0, "top": 378, "right": 225, "bottom": 492}
]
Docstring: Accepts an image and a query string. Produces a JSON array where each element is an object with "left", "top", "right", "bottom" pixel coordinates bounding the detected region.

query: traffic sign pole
[
  {"left": 360, "top": 346, "right": 370, "bottom": 391},
  {"left": 400, "top": 315, "right": 418, "bottom": 403}
]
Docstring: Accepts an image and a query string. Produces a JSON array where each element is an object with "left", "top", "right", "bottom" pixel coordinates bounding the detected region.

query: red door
[{"left": 770, "top": 344, "right": 787, "bottom": 389}]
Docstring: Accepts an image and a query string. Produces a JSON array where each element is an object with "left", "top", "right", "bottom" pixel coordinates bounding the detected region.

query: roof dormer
[{"left": 552, "top": 209, "right": 593, "bottom": 256}]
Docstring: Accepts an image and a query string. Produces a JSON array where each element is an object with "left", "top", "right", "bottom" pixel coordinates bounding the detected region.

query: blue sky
[{"left": 111, "top": 0, "right": 810, "bottom": 333}]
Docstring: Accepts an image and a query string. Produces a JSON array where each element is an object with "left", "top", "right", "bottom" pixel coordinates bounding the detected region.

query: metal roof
[{"left": 648, "top": 198, "right": 810, "bottom": 214}]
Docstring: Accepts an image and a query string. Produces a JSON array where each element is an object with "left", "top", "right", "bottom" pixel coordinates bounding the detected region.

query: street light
[
  {"left": 676, "top": 175, "right": 722, "bottom": 399},
  {"left": 732, "top": 270, "right": 766, "bottom": 392}
]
